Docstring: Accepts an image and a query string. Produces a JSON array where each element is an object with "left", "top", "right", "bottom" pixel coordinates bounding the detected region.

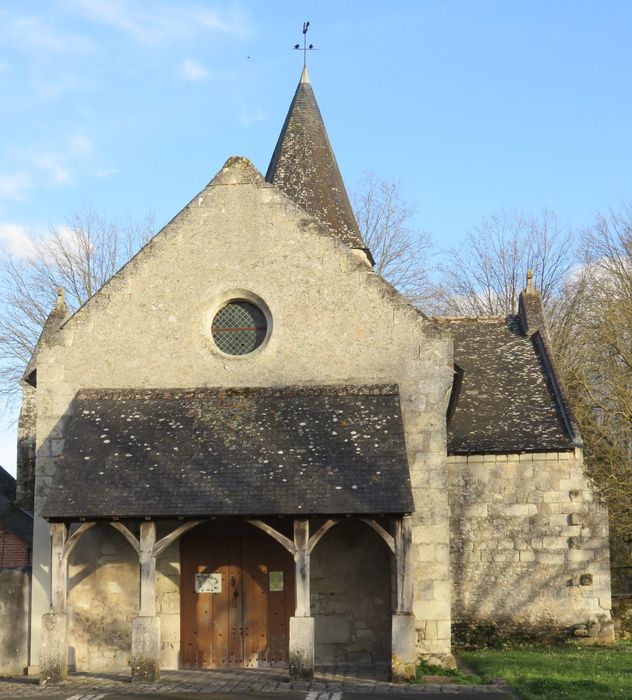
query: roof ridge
[{"left": 433, "top": 315, "right": 507, "bottom": 323}]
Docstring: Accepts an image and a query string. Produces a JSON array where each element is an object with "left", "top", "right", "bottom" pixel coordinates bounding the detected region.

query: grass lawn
[{"left": 460, "top": 641, "right": 632, "bottom": 699}]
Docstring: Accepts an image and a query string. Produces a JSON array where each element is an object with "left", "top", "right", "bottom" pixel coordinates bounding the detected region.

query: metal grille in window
[{"left": 211, "top": 302, "right": 267, "bottom": 355}]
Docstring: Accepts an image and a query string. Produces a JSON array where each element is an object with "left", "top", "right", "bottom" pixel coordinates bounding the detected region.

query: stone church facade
[{"left": 16, "top": 67, "right": 613, "bottom": 683}]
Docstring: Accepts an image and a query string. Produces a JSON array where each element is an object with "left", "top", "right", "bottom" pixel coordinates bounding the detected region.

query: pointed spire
[
  {"left": 266, "top": 70, "right": 373, "bottom": 264},
  {"left": 23, "top": 288, "right": 69, "bottom": 386}
]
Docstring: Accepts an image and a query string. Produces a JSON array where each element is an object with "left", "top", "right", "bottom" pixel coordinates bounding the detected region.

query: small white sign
[{"left": 195, "top": 573, "right": 222, "bottom": 593}]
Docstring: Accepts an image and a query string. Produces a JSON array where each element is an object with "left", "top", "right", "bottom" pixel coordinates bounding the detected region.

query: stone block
[
  {"left": 315, "top": 615, "right": 349, "bottom": 643},
  {"left": 432, "top": 580, "right": 451, "bottom": 601},
  {"left": 542, "top": 491, "right": 572, "bottom": 503},
  {"left": 40, "top": 613, "right": 69, "bottom": 684},
  {"left": 131, "top": 616, "right": 160, "bottom": 682},
  {"left": 503, "top": 503, "right": 538, "bottom": 517},
  {"left": 542, "top": 536, "right": 569, "bottom": 549},
  {"left": 391, "top": 614, "right": 416, "bottom": 681},
  {"left": 435, "top": 544, "right": 449, "bottom": 562},
  {"left": 289, "top": 616, "right": 314, "bottom": 681},
  {"left": 519, "top": 550, "right": 536, "bottom": 562},
  {"left": 414, "top": 599, "right": 450, "bottom": 621},
  {"left": 158, "top": 592, "right": 180, "bottom": 613},
  {"left": 536, "top": 551, "right": 566, "bottom": 565},
  {"left": 417, "top": 544, "right": 435, "bottom": 561},
  {"left": 159, "top": 613, "right": 180, "bottom": 643},
  {"left": 436, "top": 619, "right": 451, "bottom": 640},
  {"left": 567, "top": 549, "right": 594, "bottom": 563}
]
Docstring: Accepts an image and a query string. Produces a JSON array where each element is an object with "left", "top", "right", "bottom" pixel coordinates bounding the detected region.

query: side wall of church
[
  {"left": 449, "top": 450, "right": 613, "bottom": 646},
  {"left": 31, "top": 162, "right": 454, "bottom": 670}
]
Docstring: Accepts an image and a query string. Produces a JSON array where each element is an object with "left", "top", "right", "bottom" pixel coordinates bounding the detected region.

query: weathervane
[{"left": 294, "top": 21, "right": 317, "bottom": 67}]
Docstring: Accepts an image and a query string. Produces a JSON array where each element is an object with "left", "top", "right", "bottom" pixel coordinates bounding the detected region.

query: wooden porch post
[
  {"left": 50, "top": 523, "right": 68, "bottom": 614},
  {"left": 289, "top": 518, "right": 314, "bottom": 680},
  {"left": 392, "top": 514, "right": 416, "bottom": 681},
  {"left": 395, "top": 515, "right": 413, "bottom": 614},
  {"left": 294, "top": 518, "right": 310, "bottom": 617},
  {"left": 40, "top": 523, "right": 69, "bottom": 683},
  {"left": 139, "top": 521, "right": 157, "bottom": 617},
  {"left": 131, "top": 521, "right": 160, "bottom": 682}
]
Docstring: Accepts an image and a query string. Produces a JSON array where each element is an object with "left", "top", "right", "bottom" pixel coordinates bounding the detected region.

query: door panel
[{"left": 180, "top": 520, "right": 294, "bottom": 669}]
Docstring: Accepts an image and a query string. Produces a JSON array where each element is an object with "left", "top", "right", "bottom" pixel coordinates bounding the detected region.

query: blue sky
[{"left": 1, "top": 1, "right": 631, "bottom": 474}]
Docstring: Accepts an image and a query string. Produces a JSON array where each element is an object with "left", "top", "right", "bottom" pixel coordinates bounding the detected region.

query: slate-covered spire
[
  {"left": 23, "top": 287, "right": 69, "bottom": 387},
  {"left": 266, "top": 67, "right": 373, "bottom": 264}
]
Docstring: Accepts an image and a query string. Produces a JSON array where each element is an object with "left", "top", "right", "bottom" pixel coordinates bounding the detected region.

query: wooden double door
[{"left": 180, "top": 520, "right": 295, "bottom": 668}]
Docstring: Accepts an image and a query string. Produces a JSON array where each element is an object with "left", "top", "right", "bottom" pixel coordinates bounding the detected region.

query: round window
[{"left": 211, "top": 301, "right": 267, "bottom": 355}]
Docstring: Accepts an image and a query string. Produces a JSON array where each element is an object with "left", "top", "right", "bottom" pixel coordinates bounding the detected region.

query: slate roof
[
  {"left": 441, "top": 315, "right": 576, "bottom": 454},
  {"left": 0, "top": 464, "right": 16, "bottom": 501},
  {"left": 0, "top": 466, "right": 33, "bottom": 543},
  {"left": 42, "top": 385, "right": 412, "bottom": 520},
  {"left": 266, "top": 67, "right": 373, "bottom": 263}
]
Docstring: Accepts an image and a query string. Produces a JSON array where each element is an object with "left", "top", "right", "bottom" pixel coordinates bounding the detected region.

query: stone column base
[
  {"left": 391, "top": 613, "right": 416, "bottom": 682},
  {"left": 40, "top": 612, "right": 68, "bottom": 684},
  {"left": 131, "top": 616, "right": 161, "bottom": 682},
  {"left": 289, "top": 616, "right": 314, "bottom": 681}
]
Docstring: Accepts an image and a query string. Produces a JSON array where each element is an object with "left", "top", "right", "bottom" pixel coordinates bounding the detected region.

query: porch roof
[{"left": 41, "top": 385, "right": 413, "bottom": 519}]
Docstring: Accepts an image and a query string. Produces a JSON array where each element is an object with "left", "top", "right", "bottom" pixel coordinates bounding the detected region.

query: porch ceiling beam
[
  {"left": 153, "top": 521, "right": 203, "bottom": 558},
  {"left": 109, "top": 521, "right": 141, "bottom": 556},
  {"left": 247, "top": 519, "right": 296, "bottom": 555},
  {"left": 307, "top": 518, "right": 339, "bottom": 555},
  {"left": 361, "top": 518, "right": 395, "bottom": 554},
  {"left": 62, "top": 522, "right": 96, "bottom": 562}
]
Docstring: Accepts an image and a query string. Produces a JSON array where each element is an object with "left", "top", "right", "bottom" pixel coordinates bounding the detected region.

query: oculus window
[{"left": 211, "top": 301, "right": 267, "bottom": 355}]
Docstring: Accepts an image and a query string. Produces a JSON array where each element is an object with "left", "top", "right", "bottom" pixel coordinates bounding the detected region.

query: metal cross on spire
[{"left": 294, "top": 21, "right": 317, "bottom": 67}]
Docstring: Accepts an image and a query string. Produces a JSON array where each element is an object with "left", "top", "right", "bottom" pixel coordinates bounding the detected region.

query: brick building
[{"left": 0, "top": 465, "right": 32, "bottom": 568}]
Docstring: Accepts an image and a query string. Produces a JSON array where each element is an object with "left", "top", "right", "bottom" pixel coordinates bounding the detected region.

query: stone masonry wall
[
  {"left": 32, "top": 159, "right": 454, "bottom": 670},
  {"left": 449, "top": 450, "right": 613, "bottom": 647},
  {"left": 66, "top": 524, "right": 180, "bottom": 672},
  {"left": 311, "top": 520, "right": 391, "bottom": 667},
  {"left": 0, "top": 568, "right": 30, "bottom": 675}
]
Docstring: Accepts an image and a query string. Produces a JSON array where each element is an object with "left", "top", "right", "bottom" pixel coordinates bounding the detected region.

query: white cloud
[
  {"left": 69, "top": 135, "right": 94, "bottom": 158},
  {"left": 91, "top": 168, "right": 119, "bottom": 178},
  {"left": 180, "top": 59, "right": 210, "bottom": 82},
  {"left": 0, "top": 11, "right": 93, "bottom": 53},
  {"left": 0, "top": 223, "right": 35, "bottom": 257},
  {"left": 32, "top": 153, "right": 73, "bottom": 185},
  {"left": 239, "top": 106, "right": 265, "bottom": 126},
  {"left": 65, "top": 0, "right": 251, "bottom": 44},
  {"left": 0, "top": 173, "right": 32, "bottom": 201}
]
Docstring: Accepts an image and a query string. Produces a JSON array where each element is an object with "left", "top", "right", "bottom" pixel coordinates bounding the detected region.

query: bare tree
[
  {"left": 352, "top": 172, "right": 434, "bottom": 306},
  {"left": 436, "top": 208, "right": 576, "bottom": 316},
  {"left": 554, "top": 204, "right": 632, "bottom": 575},
  {"left": 0, "top": 208, "right": 154, "bottom": 404}
]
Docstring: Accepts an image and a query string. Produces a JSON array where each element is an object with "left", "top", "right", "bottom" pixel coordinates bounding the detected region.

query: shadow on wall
[
  {"left": 311, "top": 519, "right": 391, "bottom": 667},
  {"left": 0, "top": 568, "right": 31, "bottom": 675},
  {"left": 449, "top": 466, "right": 613, "bottom": 647},
  {"left": 67, "top": 523, "right": 139, "bottom": 672}
]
